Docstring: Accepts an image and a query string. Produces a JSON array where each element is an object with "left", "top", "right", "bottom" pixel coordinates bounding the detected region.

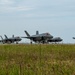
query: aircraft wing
[
  {"left": 21, "top": 36, "right": 27, "bottom": 38},
  {"left": 21, "top": 36, "right": 38, "bottom": 38}
]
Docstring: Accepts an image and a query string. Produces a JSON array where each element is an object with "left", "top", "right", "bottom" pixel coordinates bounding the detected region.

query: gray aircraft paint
[
  {"left": 0, "top": 35, "right": 21, "bottom": 44},
  {"left": 22, "top": 30, "right": 53, "bottom": 43}
]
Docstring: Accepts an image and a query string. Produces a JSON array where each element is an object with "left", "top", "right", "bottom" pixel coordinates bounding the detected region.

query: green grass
[{"left": 0, "top": 44, "right": 75, "bottom": 75}]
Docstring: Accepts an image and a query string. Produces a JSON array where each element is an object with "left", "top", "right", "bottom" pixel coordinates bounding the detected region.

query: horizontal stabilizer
[
  {"left": 0, "top": 36, "right": 3, "bottom": 40},
  {"left": 36, "top": 31, "right": 39, "bottom": 35}
]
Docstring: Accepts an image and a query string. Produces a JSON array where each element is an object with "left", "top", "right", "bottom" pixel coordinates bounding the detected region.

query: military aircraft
[
  {"left": 0, "top": 35, "right": 22, "bottom": 44},
  {"left": 73, "top": 37, "right": 75, "bottom": 39},
  {"left": 22, "top": 30, "right": 53, "bottom": 44},
  {"left": 48, "top": 37, "right": 63, "bottom": 43}
]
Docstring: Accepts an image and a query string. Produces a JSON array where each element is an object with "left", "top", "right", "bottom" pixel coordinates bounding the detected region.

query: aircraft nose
[
  {"left": 20, "top": 38, "right": 22, "bottom": 41},
  {"left": 18, "top": 37, "right": 22, "bottom": 41}
]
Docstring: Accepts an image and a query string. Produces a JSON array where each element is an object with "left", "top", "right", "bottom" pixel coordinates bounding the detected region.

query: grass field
[{"left": 0, "top": 44, "right": 75, "bottom": 75}]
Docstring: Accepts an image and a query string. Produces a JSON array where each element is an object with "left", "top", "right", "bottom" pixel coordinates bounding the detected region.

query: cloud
[
  {"left": 0, "top": 6, "right": 34, "bottom": 13},
  {"left": 0, "top": 0, "right": 36, "bottom": 13},
  {"left": 0, "top": 0, "right": 75, "bottom": 18},
  {"left": 0, "top": 0, "right": 14, "bottom": 5}
]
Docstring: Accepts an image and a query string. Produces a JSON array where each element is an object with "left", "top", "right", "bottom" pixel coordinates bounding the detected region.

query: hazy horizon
[{"left": 0, "top": 0, "right": 75, "bottom": 43}]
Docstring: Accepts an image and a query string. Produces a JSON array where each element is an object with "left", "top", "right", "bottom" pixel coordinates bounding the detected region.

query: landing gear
[
  {"left": 8, "top": 41, "right": 11, "bottom": 44},
  {"left": 30, "top": 41, "right": 32, "bottom": 44},
  {"left": 16, "top": 41, "right": 18, "bottom": 44},
  {"left": 30, "top": 40, "right": 32, "bottom": 44}
]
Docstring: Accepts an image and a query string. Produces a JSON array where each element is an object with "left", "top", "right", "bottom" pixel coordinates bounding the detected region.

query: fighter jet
[
  {"left": 0, "top": 35, "right": 22, "bottom": 44},
  {"left": 48, "top": 37, "right": 63, "bottom": 43},
  {"left": 73, "top": 37, "right": 75, "bottom": 39},
  {"left": 22, "top": 30, "right": 53, "bottom": 44}
]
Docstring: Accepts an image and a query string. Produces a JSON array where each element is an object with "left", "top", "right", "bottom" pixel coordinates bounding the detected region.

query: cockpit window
[
  {"left": 17, "top": 37, "right": 20, "bottom": 38},
  {"left": 46, "top": 33, "right": 50, "bottom": 35}
]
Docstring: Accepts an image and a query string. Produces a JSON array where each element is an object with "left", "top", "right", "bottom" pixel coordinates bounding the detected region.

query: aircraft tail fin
[
  {"left": 0, "top": 36, "right": 3, "bottom": 40},
  {"left": 24, "top": 31, "right": 30, "bottom": 37},
  {"left": 4, "top": 35, "right": 8, "bottom": 39},
  {"left": 36, "top": 31, "right": 39, "bottom": 35},
  {"left": 12, "top": 35, "right": 14, "bottom": 38}
]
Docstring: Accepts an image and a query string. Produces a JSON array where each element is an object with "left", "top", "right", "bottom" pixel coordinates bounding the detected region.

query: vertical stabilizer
[
  {"left": 36, "top": 31, "right": 39, "bottom": 35},
  {"left": 0, "top": 36, "right": 3, "bottom": 40},
  {"left": 24, "top": 31, "right": 30, "bottom": 37},
  {"left": 12, "top": 35, "right": 14, "bottom": 38},
  {"left": 4, "top": 35, "right": 8, "bottom": 39}
]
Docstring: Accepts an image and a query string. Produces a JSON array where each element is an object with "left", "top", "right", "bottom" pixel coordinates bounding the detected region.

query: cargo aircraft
[
  {"left": 0, "top": 35, "right": 22, "bottom": 44},
  {"left": 22, "top": 30, "right": 53, "bottom": 44}
]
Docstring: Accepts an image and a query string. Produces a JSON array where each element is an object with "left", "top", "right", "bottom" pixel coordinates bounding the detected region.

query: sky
[{"left": 0, "top": 0, "right": 75, "bottom": 43}]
